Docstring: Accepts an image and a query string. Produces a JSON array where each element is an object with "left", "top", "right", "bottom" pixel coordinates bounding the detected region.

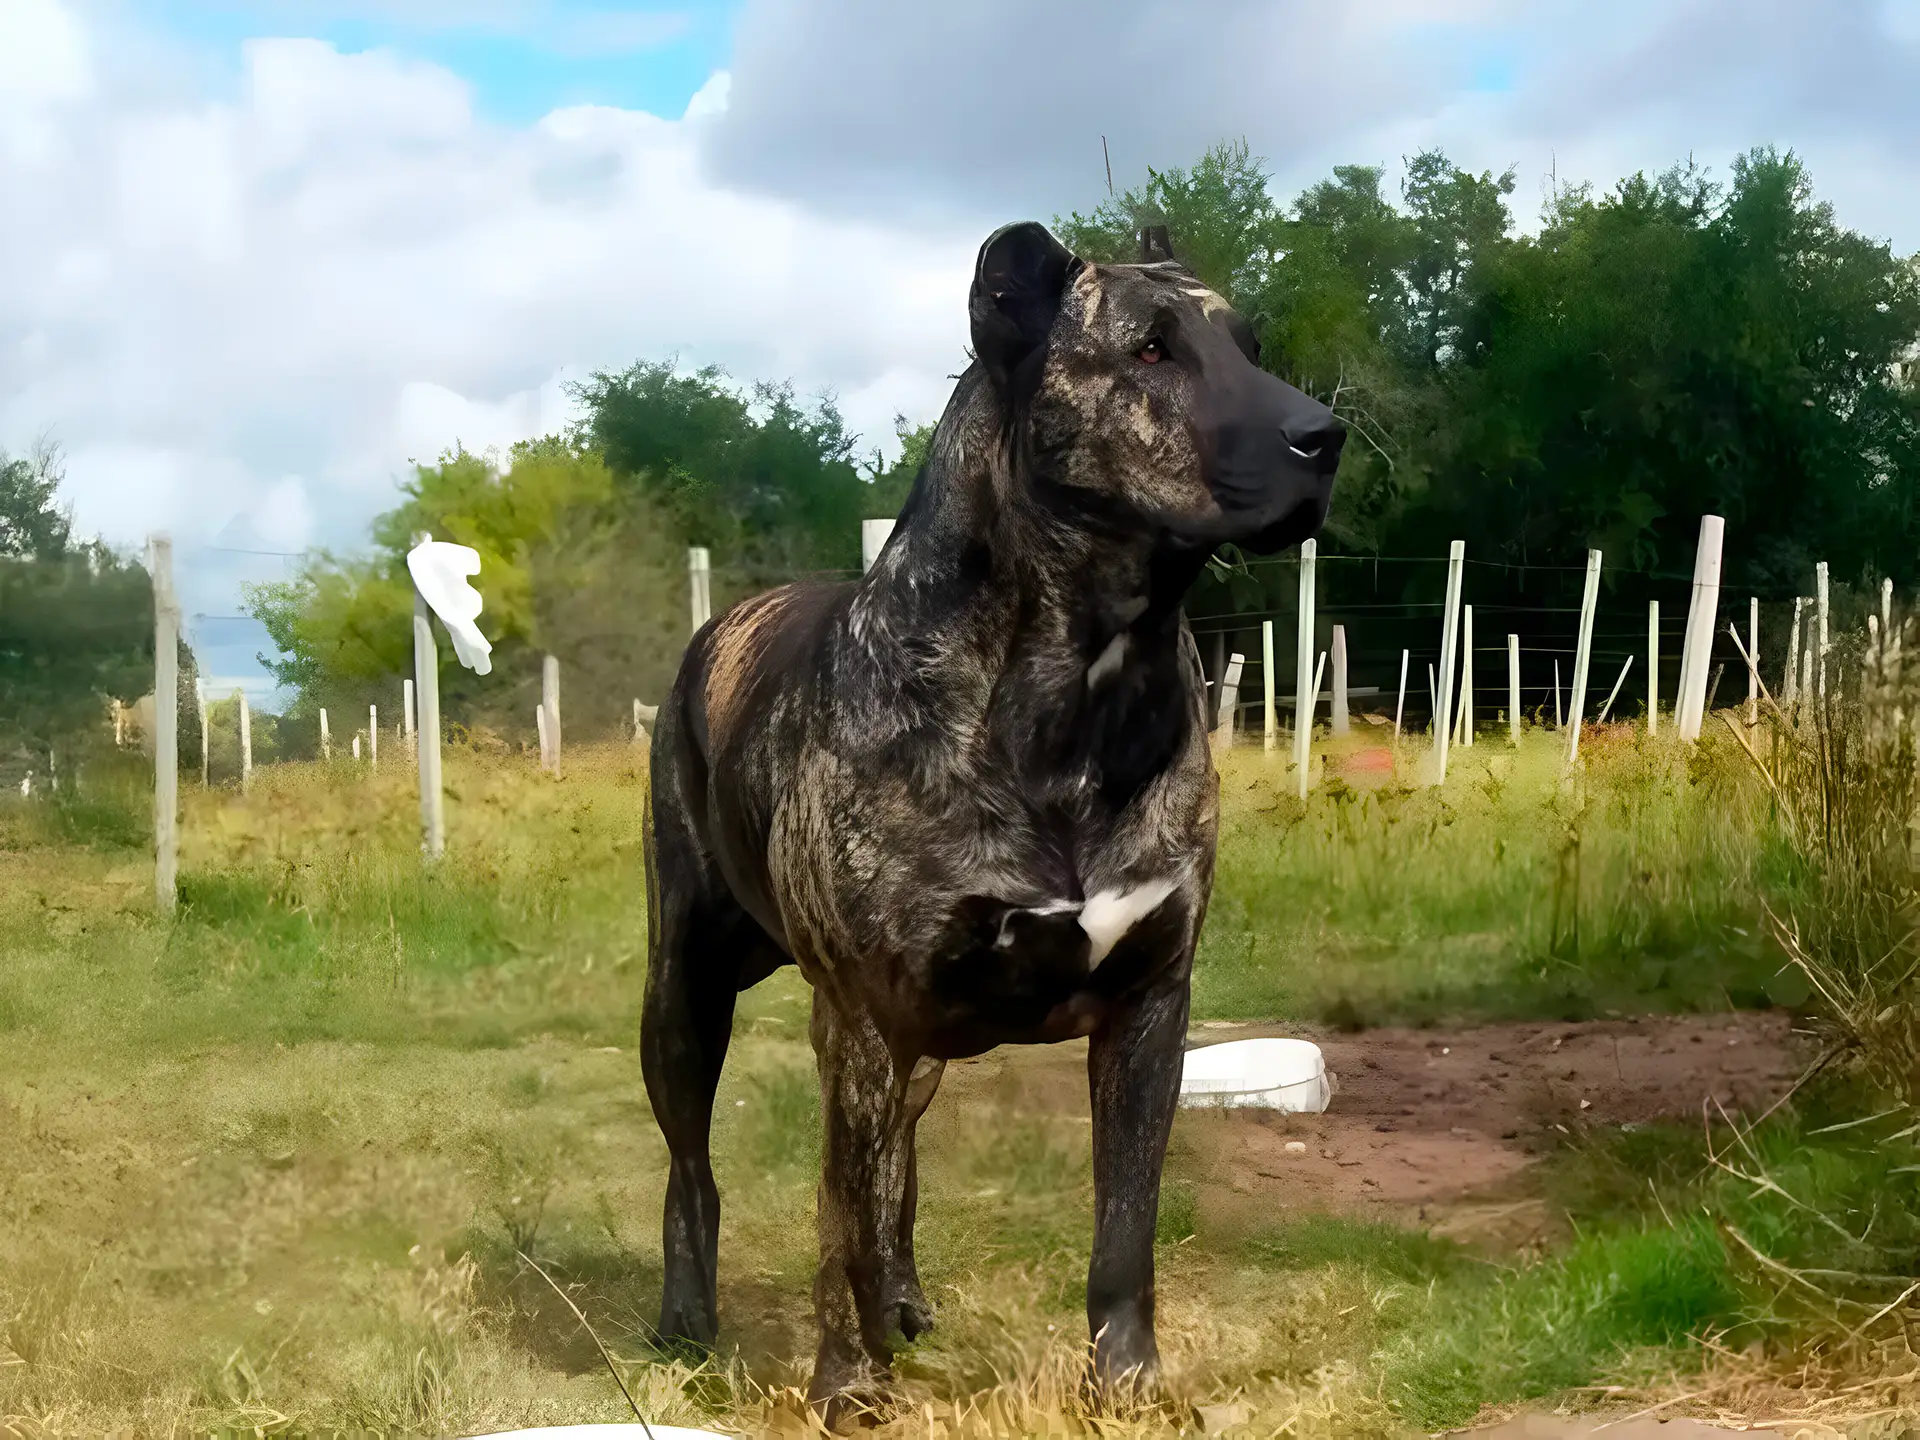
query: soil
[{"left": 938, "top": 1010, "right": 1807, "bottom": 1246}]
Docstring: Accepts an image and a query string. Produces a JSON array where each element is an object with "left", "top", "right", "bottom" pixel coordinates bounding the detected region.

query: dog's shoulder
[{"left": 695, "top": 580, "right": 849, "bottom": 750}]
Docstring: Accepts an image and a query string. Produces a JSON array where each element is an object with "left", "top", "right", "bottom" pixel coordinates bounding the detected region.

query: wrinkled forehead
[{"left": 1062, "top": 260, "right": 1241, "bottom": 341}]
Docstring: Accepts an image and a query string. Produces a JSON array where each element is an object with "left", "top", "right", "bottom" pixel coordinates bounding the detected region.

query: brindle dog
[{"left": 642, "top": 220, "right": 1342, "bottom": 1417}]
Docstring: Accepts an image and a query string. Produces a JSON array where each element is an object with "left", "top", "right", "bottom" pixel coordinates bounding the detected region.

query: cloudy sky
[{"left": 3, "top": 0, "right": 1917, "bottom": 696}]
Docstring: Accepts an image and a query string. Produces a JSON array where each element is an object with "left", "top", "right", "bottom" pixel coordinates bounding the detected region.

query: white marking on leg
[{"left": 1080, "top": 878, "right": 1179, "bottom": 966}]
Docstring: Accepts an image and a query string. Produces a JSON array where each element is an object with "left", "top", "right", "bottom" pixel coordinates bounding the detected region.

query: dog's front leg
[
  {"left": 807, "top": 987, "right": 911, "bottom": 1423},
  {"left": 1085, "top": 971, "right": 1190, "bottom": 1402}
]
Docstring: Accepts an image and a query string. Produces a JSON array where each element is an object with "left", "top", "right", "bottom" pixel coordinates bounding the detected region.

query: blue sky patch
[{"left": 136, "top": 0, "right": 736, "bottom": 121}]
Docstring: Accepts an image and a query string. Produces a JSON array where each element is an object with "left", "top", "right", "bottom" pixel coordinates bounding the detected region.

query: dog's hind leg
[
  {"left": 806, "top": 990, "right": 914, "bottom": 1421},
  {"left": 888, "top": 1055, "right": 945, "bottom": 1341},
  {"left": 642, "top": 787, "right": 776, "bottom": 1347}
]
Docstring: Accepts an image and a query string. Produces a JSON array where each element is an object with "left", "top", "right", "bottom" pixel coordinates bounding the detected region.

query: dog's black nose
[{"left": 1282, "top": 412, "right": 1347, "bottom": 464}]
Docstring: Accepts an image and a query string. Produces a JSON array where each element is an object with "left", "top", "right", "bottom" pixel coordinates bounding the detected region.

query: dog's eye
[{"left": 1137, "top": 339, "right": 1165, "bottom": 364}]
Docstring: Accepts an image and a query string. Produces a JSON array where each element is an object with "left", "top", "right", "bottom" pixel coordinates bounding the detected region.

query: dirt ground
[{"left": 939, "top": 1010, "right": 1807, "bottom": 1246}]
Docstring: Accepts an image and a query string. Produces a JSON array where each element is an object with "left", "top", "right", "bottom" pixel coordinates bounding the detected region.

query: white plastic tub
[{"left": 1178, "top": 1037, "right": 1332, "bottom": 1112}]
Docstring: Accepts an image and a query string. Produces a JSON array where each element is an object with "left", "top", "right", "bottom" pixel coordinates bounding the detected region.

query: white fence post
[
  {"left": 861, "top": 518, "right": 895, "bottom": 573},
  {"left": 1676, "top": 516, "right": 1726, "bottom": 741},
  {"left": 1816, "top": 560, "right": 1830, "bottom": 702},
  {"left": 150, "top": 536, "right": 178, "bottom": 913},
  {"left": 1507, "top": 633, "right": 1521, "bottom": 744},
  {"left": 1261, "top": 619, "right": 1277, "bottom": 753},
  {"left": 1330, "top": 624, "right": 1349, "bottom": 736},
  {"left": 320, "top": 706, "right": 330, "bottom": 761},
  {"left": 536, "top": 705, "right": 550, "bottom": 766},
  {"left": 352, "top": 736, "right": 360, "bottom": 760},
  {"left": 1305, "top": 650, "right": 1327, "bottom": 791},
  {"left": 688, "top": 546, "right": 712, "bottom": 635},
  {"left": 1784, "top": 597, "right": 1803, "bottom": 708},
  {"left": 1393, "top": 648, "right": 1409, "bottom": 750},
  {"left": 1293, "top": 539, "right": 1317, "bottom": 793},
  {"left": 1597, "top": 656, "right": 1634, "bottom": 725},
  {"left": 1647, "top": 600, "right": 1660, "bottom": 734},
  {"left": 403, "top": 678, "right": 416, "bottom": 757},
  {"left": 1553, "top": 660, "right": 1562, "bottom": 729},
  {"left": 412, "top": 586, "right": 445, "bottom": 859},
  {"left": 1215, "top": 652, "right": 1244, "bottom": 752},
  {"left": 1427, "top": 663, "right": 1437, "bottom": 732},
  {"left": 238, "top": 689, "right": 252, "bottom": 791},
  {"left": 1457, "top": 606, "right": 1474, "bottom": 748},
  {"left": 1432, "top": 540, "right": 1465, "bottom": 784},
  {"left": 542, "top": 654, "right": 561, "bottom": 776},
  {"left": 369, "top": 704, "right": 378, "bottom": 769},
  {"left": 1566, "top": 549, "right": 1602, "bottom": 767},
  {"left": 1747, "top": 596, "right": 1759, "bottom": 725}
]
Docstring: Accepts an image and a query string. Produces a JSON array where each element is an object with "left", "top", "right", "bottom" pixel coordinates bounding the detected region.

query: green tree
[
  {"left": 568, "top": 361, "right": 892, "bottom": 581},
  {"left": 249, "top": 438, "right": 689, "bottom": 746},
  {"left": 0, "top": 444, "right": 192, "bottom": 781}
]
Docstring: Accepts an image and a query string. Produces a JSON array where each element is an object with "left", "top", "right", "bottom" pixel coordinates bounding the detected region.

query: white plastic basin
[
  {"left": 1178, "top": 1037, "right": 1332, "bottom": 1112},
  {"left": 469, "top": 1427, "right": 735, "bottom": 1439}
]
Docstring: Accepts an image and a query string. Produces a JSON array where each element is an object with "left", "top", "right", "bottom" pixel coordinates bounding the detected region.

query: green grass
[
  {"left": 0, "top": 730, "right": 1893, "bottom": 1434},
  {"left": 1197, "top": 726, "right": 1773, "bottom": 1024}
]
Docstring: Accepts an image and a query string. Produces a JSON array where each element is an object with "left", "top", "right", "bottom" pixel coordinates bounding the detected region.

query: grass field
[{"left": 0, "top": 728, "right": 1911, "bottom": 1436}]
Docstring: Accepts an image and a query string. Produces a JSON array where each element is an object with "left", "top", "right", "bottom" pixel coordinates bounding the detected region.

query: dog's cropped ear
[{"left": 969, "top": 222, "right": 1075, "bottom": 390}]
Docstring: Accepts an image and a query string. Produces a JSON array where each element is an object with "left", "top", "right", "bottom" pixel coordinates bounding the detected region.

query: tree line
[{"left": 6, "top": 139, "right": 1916, "bottom": 761}]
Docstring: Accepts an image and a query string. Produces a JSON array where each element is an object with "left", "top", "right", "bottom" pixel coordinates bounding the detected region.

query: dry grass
[{"left": 0, "top": 730, "right": 1903, "bottom": 1435}]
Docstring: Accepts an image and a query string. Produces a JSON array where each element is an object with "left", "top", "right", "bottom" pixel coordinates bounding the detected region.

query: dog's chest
[{"left": 767, "top": 736, "right": 1214, "bottom": 995}]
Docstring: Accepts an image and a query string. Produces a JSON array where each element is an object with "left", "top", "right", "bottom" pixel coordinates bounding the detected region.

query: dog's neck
[{"left": 849, "top": 369, "right": 1209, "bottom": 792}]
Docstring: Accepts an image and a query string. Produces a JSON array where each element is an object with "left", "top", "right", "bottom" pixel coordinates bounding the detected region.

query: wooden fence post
[
  {"left": 688, "top": 546, "right": 712, "bottom": 636},
  {"left": 198, "top": 682, "right": 209, "bottom": 785},
  {"left": 1747, "top": 597, "right": 1758, "bottom": 725},
  {"left": 541, "top": 654, "right": 561, "bottom": 776},
  {"left": 369, "top": 704, "right": 378, "bottom": 769},
  {"left": 536, "top": 706, "right": 550, "bottom": 767},
  {"left": 1330, "top": 624, "right": 1350, "bottom": 736},
  {"left": 1261, "top": 619, "right": 1277, "bottom": 753},
  {"left": 1507, "top": 633, "right": 1521, "bottom": 744},
  {"left": 238, "top": 689, "right": 252, "bottom": 791},
  {"left": 861, "top": 519, "right": 895, "bottom": 573},
  {"left": 412, "top": 587, "right": 445, "bottom": 859},
  {"left": 150, "top": 536, "right": 178, "bottom": 913},
  {"left": 1676, "top": 517, "right": 1726, "bottom": 741},
  {"left": 1293, "top": 539, "right": 1317, "bottom": 793},
  {"left": 1566, "top": 549, "right": 1602, "bottom": 767},
  {"left": 1432, "top": 540, "right": 1465, "bottom": 784},
  {"left": 1784, "top": 598, "right": 1803, "bottom": 709}
]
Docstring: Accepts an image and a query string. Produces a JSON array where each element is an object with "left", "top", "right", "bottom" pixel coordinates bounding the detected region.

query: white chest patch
[
  {"left": 1087, "top": 633, "right": 1128, "bottom": 688},
  {"left": 1080, "top": 878, "right": 1180, "bottom": 966}
]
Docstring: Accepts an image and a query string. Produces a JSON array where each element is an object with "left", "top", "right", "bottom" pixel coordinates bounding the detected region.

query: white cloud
[
  {"left": 0, "top": 0, "right": 92, "bottom": 161},
  {"left": 0, "top": 3, "right": 980, "bottom": 620}
]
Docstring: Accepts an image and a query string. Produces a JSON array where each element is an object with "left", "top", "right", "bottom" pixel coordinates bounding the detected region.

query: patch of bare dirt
[{"left": 939, "top": 1011, "right": 1806, "bottom": 1243}]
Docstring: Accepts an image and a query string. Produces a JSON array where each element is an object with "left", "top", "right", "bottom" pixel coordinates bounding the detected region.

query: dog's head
[{"left": 969, "top": 221, "right": 1341, "bottom": 554}]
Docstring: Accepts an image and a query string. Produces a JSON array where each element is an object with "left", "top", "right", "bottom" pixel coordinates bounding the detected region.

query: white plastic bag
[{"left": 406, "top": 534, "right": 493, "bottom": 675}]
